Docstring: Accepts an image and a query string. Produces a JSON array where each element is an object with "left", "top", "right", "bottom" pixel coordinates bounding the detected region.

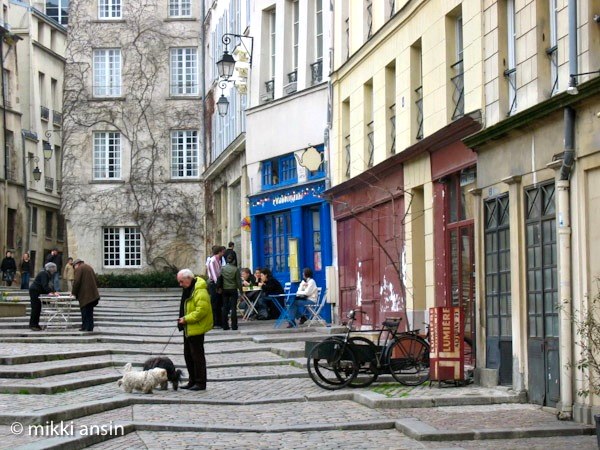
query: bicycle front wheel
[
  {"left": 307, "top": 339, "right": 358, "bottom": 390},
  {"left": 347, "top": 336, "right": 379, "bottom": 388},
  {"left": 387, "top": 335, "right": 430, "bottom": 386}
]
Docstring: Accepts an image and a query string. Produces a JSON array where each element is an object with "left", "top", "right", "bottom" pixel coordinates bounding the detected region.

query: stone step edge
[
  {"left": 0, "top": 390, "right": 526, "bottom": 427},
  {"left": 395, "top": 417, "right": 596, "bottom": 441},
  {"left": 12, "top": 419, "right": 395, "bottom": 450}
]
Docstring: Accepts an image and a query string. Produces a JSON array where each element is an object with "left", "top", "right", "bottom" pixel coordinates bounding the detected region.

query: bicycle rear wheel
[
  {"left": 307, "top": 338, "right": 358, "bottom": 390},
  {"left": 347, "top": 337, "right": 379, "bottom": 388},
  {"left": 387, "top": 335, "right": 430, "bottom": 386}
]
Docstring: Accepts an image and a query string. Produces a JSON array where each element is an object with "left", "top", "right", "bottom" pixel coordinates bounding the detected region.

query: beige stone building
[
  {"left": 0, "top": 0, "right": 66, "bottom": 277},
  {"left": 63, "top": 0, "right": 205, "bottom": 273},
  {"left": 329, "top": 0, "right": 600, "bottom": 424}
]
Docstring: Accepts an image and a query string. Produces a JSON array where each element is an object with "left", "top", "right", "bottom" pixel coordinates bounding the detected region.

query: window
[
  {"left": 98, "top": 0, "right": 121, "bottom": 19},
  {"left": 263, "top": 212, "right": 292, "bottom": 275},
  {"left": 45, "top": 211, "right": 54, "bottom": 239},
  {"left": 32, "top": 207, "right": 38, "bottom": 234},
  {"left": 451, "top": 15, "right": 464, "bottom": 119},
  {"left": 103, "top": 227, "right": 142, "bottom": 267},
  {"left": 169, "top": 0, "right": 191, "bottom": 17},
  {"left": 93, "top": 132, "right": 121, "bottom": 179},
  {"left": 46, "top": 0, "right": 69, "bottom": 25},
  {"left": 505, "top": 0, "right": 517, "bottom": 115},
  {"left": 93, "top": 49, "right": 122, "bottom": 97},
  {"left": 57, "top": 214, "right": 66, "bottom": 241},
  {"left": 548, "top": 0, "right": 558, "bottom": 95},
  {"left": 269, "top": 10, "right": 276, "bottom": 79},
  {"left": 6, "top": 208, "right": 16, "bottom": 249},
  {"left": 170, "top": 48, "right": 198, "bottom": 96},
  {"left": 261, "top": 154, "right": 297, "bottom": 188},
  {"left": 171, "top": 130, "right": 198, "bottom": 178},
  {"left": 292, "top": 0, "right": 299, "bottom": 70},
  {"left": 315, "top": 0, "right": 323, "bottom": 61}
]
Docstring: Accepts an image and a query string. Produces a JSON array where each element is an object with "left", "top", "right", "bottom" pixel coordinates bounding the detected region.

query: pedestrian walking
[
  {"left": 19, "top": 252, "right": 31, "bottom": 289},
  {"left": 1, "top": 251, "right": 17, "bottom": 286},
  {"left": 177, "top": 269, "right": 213, "bottom": 391},
  {"left": 71, "top": 259, "right": 100, "bottom": 332},
  {"left": 28, "top": 262, "right": 58, "bottom": 331},
  {"left": 206, "top": 245, "right": 225, "bottom": 327}
]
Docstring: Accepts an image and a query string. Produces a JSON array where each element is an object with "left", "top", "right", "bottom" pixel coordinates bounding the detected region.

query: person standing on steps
[
  {"left": 1, "top": 251, "right": 17, "bottom": 286},
  {"left": 206, "top": 245, "right": 225, "bottom": 328},
  {"left": 177, "top": 269, "right": 213, "bottom": 391},
  {"left": 71, "top": 259, "right": 100, "bottom": 332},
  {"left": 220, "top": 253, "right": 242, "bottom": 331},
  {"left": 28, "top": 262, "right": 58, "bottom": 331},
  {"left": 45, "top": 248, "right": 62, "bottom": 291},
  {"left": 223, "top": 241, "right": 238, "bottom": 267},
  {"left": 63, "top": 257, "right": 75, "bottom": 292},
  {"left": 19, "top": 252, "right": 31, "bottom": 289}
]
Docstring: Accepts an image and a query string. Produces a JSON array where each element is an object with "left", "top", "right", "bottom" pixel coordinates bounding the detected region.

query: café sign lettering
[{"left": 272, "top": 192, "right": 304, "bottom": 206}]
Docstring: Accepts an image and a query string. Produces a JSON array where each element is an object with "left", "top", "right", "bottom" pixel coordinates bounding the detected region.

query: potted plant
[
  {"left": 0, "top": 291, "right": 26, "bottom": 317},
  {"left": 573, "top": 281, "right": 600, "bottom": 444}
]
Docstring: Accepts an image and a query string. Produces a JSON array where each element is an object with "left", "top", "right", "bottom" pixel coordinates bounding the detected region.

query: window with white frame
[
  {"left": 98, "top": 0, "right": 121, "bottom": 19},
  {"left": 93, "top": 49, "right": 121, "bottom": 97},
  {"left": 315, "top": 0, "right": 323, "bottom": 61},
  {"left": 170, "top": 48, "right": 198, "bottom": 96},
  {"left": 93, "top": 131, "right": 121, "bottom": 180},
  {"left": 269, "top": 9, "right": 276, "bottom": 79},
  {"left": 171, "top": 130, "right": 198, "bottom": 178},
  {"left": 293, "top": 0, "right": 299, "bottom": 70},
  {"left": 103, "top": 227, "right": 142, "bottom": 267},
  {"left": 168, "top": 0, "right": 191, "bottom": 18}
]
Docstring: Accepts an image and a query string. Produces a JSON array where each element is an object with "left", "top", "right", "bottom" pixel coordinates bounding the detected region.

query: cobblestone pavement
[{"left": 0, "top": 290, "right": 595, "bottom": 449}]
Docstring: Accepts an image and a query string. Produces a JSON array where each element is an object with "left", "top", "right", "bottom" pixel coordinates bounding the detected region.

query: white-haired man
[
  {"left": 177, "top": 269, "right": 213, "bottom": 391},
  {"left": 28, "top": 262, "right": 58, "bottom": 331}
]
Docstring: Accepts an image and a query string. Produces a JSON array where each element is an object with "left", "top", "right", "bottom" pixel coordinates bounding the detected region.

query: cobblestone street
[{"left": 0, "top": 290, "right": 596, "bottom": 449}]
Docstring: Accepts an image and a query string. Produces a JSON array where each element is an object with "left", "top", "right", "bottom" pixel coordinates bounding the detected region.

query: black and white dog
[{"left": 142, "top": 357, "right": 183, "bottom": 391}]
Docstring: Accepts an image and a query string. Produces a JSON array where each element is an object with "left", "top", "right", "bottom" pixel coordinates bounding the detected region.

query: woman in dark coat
[
  {"left": 29, "top": 262, "right": 58, "bottom": 331},
  {"left": 1, "top": 251, "right": 17, "bottom": 286},
  {"left": 20, "top": 252, "right": 31, "bottom": 289}
]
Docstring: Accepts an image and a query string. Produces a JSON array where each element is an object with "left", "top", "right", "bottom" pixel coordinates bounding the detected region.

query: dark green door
[{"left": 525, "top": 182, "right": 559, "bottom": 406}]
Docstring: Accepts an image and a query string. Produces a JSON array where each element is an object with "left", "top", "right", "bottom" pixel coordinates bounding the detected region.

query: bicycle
[{"left": 306, "top": 309, "right": 430, "bottom": 390}]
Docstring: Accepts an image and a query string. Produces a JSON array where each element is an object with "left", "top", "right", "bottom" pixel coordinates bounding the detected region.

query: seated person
[
  {"left": 287, "top": 267, "right": 318, "bottom": 327},
  {"left": 241, "top": 268, "right": 256, "bottom": 288},
  {"left": 256, "top": 268, "right": 284, "bottom": 320},
  {"left": 239, "top": 268, "right": 258, "bottom": 314},
  {"left": 253, "top": 268, "right": 264, "bottom": 288}
]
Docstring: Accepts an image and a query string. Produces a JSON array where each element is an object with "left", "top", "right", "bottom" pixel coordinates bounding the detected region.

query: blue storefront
[{"left": 249, "top": 178, "right": 333, "bottom": 322}]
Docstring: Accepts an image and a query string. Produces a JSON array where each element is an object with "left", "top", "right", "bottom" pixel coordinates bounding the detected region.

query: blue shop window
[{"left": 261, "top": 154, "right": 297, "bottom": 189}]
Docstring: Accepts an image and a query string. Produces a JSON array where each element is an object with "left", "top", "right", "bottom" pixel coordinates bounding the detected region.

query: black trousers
[
  {"left": 29, "top": 292, "right": 41, "bottom": 327},
  {"left": 183, "top": 334, "right": 206, "bottom": 387},
  {"left": 208, "top": 281, "right": 223, "bottom": 327},
  {"left": 80, "top": 299, "right": 99, "bottom": 331},
  {"left": 221, "top": 289, "right": 238, "bottom": 330}
]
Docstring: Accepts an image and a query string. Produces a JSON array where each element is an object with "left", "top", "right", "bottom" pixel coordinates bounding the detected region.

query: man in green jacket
[{"left": 177, "top": 269, "right": 213, "bottom": 391}]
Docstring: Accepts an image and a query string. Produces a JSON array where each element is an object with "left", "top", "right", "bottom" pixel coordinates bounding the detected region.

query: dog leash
[{"left": 155, "top": 326, "right": 179, "bottom": 356}]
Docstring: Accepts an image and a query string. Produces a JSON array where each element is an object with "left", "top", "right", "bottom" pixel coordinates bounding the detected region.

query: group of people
[{"left": 0, "top": 249, "right": 76, "bottom": 290}]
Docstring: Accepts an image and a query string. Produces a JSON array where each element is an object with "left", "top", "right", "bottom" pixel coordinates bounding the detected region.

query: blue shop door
[
  {"left": 262, "top": 212, "right": 292, "bottom": 284},
  {"left": 303, "top": 207, "right": 330, "bottom": 322}
]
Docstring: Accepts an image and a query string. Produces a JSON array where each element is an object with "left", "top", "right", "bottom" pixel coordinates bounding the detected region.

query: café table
[
  {"left": 39, "top": 293, "right": 76, "bottom": 329},
  {"left": 267, "top": 293, "right": 297, "bottom": 328},
  {"left": 240, "top": 287, "right": 262, "bottom": 321}
]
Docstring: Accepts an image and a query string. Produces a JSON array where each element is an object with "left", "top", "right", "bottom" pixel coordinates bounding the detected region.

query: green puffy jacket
[{"left": 183, "top": 277, "right": 213, "bottom": 336}]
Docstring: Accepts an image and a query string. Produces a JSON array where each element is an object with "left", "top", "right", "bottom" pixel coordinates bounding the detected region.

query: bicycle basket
[{"left": 382, "top": 317, "right": 401, "bottom": 331}]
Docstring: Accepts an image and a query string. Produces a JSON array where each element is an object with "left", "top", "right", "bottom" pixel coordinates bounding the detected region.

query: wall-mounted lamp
[
  {"left": 42, "top": 130, "right": 59, "bottom": 160},
  {"left": 216, "top": 80, "right": 230, "bottom": 117},
  {"left": 26, "top": 155, "right": 42, "bottom": 181},
  {"left": 566, "top": 70, "right": 600, "bottom": 95}
]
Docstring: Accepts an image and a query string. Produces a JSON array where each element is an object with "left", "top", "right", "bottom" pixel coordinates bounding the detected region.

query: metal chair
[{"left": 305, "top": 288, "right": 327, "bottom": 327}]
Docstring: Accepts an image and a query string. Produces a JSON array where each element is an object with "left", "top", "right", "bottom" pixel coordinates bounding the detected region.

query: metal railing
[
  {"left": 389, "top": 104, "right": 396, "bottom": 154},
  {"left": 311, "top": 60, "right": 322, "bottom": 85},
  {"left": 344, "top": 135, "right": 351, "bottom": 179},
  {"left": 264, "top": 79, "right": 274, "bottom": 100},
  {"left": 44, "top": 176, "right": 54, "bottom": 192},
  {"left": 40, "top": 106, "right": 49, "bottom": 121},
  {"left": 52, "top": 110, "right": 62, "bottom": 126},
  {"left": 366, "top": 121, "right": 374, "bottom": 168},
  {"left": 451, "top": 59, "right": 464, "bottom": 120},
  {"left": 546, "top": 45, "right": 558, "bottom": 96},
  {"left": 503, "top": 68, "right": 517, "bottom": 116},
  {"left": 415, "top": 86, "right": 423, "bottom": 140},
  {"left": 287, "top": 70, "right": 297, "bottom": 83},
  {"left": 366, "top": 0, "right": 373, "bottom": 39}
]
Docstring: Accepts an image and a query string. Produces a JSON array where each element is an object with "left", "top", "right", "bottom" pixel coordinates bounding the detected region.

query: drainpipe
[
  {"left": 20, "top": 131, "right": 31, "bottom": 253},
  {"left": 557, "top": 0, "right": 577, "bottom": 421}
]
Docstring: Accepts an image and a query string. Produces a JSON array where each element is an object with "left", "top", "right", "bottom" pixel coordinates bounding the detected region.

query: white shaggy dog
[{"left": 117, "top": 363, "right": 168, "bottom": 394}]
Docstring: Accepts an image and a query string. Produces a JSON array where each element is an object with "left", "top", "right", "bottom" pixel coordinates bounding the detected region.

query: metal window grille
[
  {"left": 451, "top": 59, "right": 464, "bottom": 120},
  {"left": 344, "top": 134, "right": 351, "bottom": 179},
  {"left": 546, "top": 45, "right": 558, "bottom": 96},
  {"left": 40, "top": 106, "right": 49, "bottom": 121},
  {"left": 264, "top": 79, "right": 274, "bottom": 100},
  {"left": 345, "top": 18, "right": 350, "bottom": 60},
  {"left": 44, "top": 176, "right": 54, "bottom": 192},
  {"left": 389, "top": 104, "right": 396, "bottom": 154},
  {"left": 52, "top": 110, "right": 62, "bottom": 126},
  {"left": 310, "top": 60, "right": 322, "bottom": 85},
  {"left": 504, "top": 68, "right": 517, "bottom": 116},
  {"left": 415, "top": 86, "right": 423, "bottom": 140},
  {"left": 287, "top": 70, "right": 297, "bottom": 83},
  {"left": 366, "top": 120, "right": 374, "bottom": 168},
  {"left": 389, "top": 0, "right": 395, "bottom": 18},
  {"left": 366, "top": 0, "right": 373, "bottom": 39}
]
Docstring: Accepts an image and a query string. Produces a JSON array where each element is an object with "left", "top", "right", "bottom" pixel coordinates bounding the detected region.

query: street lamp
[
  {"left": 26, "top": 155, "right": 42, "bottom": 181},
  {"left": 216, "top": 79, "right": 229, "bottom": 117},
  {"left": 216, "top": 50, "right": 236, "bottom": 80},
  {"left": 43, "top": 130, "right": 58, "bottom": 160},
  {"left": 566, "top": 70, "right": 600, "bottom": 95},
  {"left": 215, "top": 33, "right": 253, "bottom": 117}
]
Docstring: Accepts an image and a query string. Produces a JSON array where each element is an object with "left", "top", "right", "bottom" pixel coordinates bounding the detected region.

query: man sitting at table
[
  {"left": 256, "top": 268, "right": 284, "bottom": 320},
  {"left": 287, "top": 267, "right": 318, "bottom": 327}
]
